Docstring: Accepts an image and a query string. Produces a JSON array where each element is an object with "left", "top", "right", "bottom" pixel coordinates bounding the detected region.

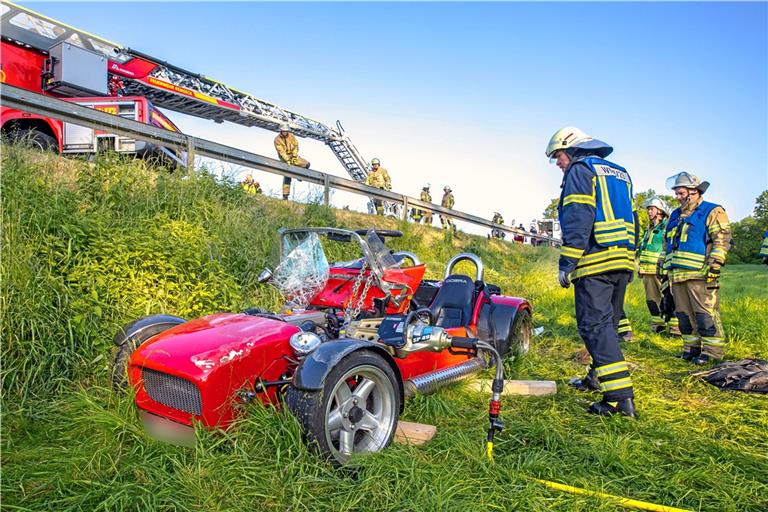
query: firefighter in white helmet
[
  {"left": 637, "top": 196, "right": 677, "bottom": 334},
  {"left": 663, "top": 172, "right": 731, "bottom": 364},
  {"left": 546, "top": 126, "right": 638, "bottom": 417},
  {"left": 274, "top": 123, "right": 310, "bottom": 200},
  {"left": 365, "top": 158, "right": 392, "bottom": 215}
]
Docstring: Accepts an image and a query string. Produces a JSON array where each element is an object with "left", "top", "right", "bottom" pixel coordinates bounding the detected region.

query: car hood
[{"left": 130, "top": 313, "right": 298, "bottom": 380}]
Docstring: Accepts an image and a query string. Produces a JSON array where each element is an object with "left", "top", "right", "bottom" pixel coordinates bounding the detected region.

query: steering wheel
[{"left": 402, "top": 308, "right": 435, "bottom": 347}]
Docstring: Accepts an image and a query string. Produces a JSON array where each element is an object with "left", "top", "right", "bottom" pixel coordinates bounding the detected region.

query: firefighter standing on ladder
[
  {"left": 664, "top": 172, "right": 731, "bottom": 364},
  {"left": 546, "top": 126, "right": 638, "bottom": 418},
  {"left": 274, "top": 124, "right": 310, "bottom": 200}
]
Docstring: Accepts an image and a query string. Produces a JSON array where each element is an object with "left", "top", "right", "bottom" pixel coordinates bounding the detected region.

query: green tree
[
  {"left": 728, "top": 190, "right": 768, "bottom": 264},
  {"left": 542, "top": 197, "right": 559, "bottom": 220}
]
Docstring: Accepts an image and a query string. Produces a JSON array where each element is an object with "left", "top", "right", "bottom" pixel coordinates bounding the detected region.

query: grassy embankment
[{"left": 2, "top": 146, "right": 767, "bottom": 511}]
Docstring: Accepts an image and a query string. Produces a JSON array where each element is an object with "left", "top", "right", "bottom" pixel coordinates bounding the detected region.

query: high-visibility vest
[
  {"left": 558, "top": 157, "right": 636, "bottom": 279},
  {"left": 760, "top": 231, "right": 768, "bottom": 257},
  {"left": 665, "top": 201, "right": 719, "bottom": 271},
  {"left": 637, "top": 218, "right": 667, "bottom": 274}
]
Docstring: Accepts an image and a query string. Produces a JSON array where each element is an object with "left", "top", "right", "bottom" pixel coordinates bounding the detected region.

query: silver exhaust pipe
[{"left": 404, "top": 357, "right": 487, "bottom": 398}]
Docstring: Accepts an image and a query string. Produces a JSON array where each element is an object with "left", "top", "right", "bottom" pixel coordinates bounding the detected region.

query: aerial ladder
[{"left": 1, "top": 1, "right": 382, "bottom": 192}]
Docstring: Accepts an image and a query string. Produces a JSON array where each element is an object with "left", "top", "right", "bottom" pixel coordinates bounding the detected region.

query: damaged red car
[{"left": 113, "top": 228, "right": 533, "bottom": 463}]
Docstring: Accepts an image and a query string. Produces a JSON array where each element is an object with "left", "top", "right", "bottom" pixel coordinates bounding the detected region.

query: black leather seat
[{"left": 429, "top": 275, "right": 476, "bottom": 329}]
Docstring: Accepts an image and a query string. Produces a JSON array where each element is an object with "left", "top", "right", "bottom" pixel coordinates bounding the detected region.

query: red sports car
[{"left": 114, "top": 228, "right": 532, "bottom": 463}]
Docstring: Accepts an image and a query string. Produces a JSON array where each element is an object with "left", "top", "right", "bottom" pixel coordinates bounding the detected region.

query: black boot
[
  {"left": 679, "top": 347, "right": 701, "bottom": 361},
  {"left": 587, "top": 398, "right": 638, "bottom": 418},
  {"left": 691, "top": 354, "right": 712, "bottom": 365},
  {"left": 568, "top": 369, "right": 600, "bottom": 392}
]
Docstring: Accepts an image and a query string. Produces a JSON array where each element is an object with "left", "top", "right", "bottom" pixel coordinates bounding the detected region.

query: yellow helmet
[
  {"left": 545, "top": 126, "right": 613, "bottom": 158},
  {"left": 371, "top": 158, "right": 381, "bottom": 166}
]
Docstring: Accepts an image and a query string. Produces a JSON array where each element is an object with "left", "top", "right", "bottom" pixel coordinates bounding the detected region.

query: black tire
[
  {"left": 14, "top": 129, "right": 57, "bottom": 152},
  {"left": 507, "top": 309, "right": 533, "bottom": 359},
  {"left": 111, "top": 314, "right": 186, "bottom": 390},
  {"left": 286, "top": 350, "right": 401, "bottom": 465}
]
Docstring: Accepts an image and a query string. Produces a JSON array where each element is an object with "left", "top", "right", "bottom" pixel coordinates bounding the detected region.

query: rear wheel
[
  {"left": 286, "top": 350, "right": 400, "bottom": 465},
  {"left": 111, "top": 314, "right": 186, "bottom": 390},
  {"left": 508, "top": 309, "right": 532, "bottom": 358},
  {"left": 13, "top": 129, "right": 57, "bottom": 151}
]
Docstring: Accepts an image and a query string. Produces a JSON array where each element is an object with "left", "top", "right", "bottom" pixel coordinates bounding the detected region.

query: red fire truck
[
  {"left": 0, "top": 1, "right": 377, "bottom": 187},
  {"left": 0, "top": 3, "right": 184, "bottom": 164}
]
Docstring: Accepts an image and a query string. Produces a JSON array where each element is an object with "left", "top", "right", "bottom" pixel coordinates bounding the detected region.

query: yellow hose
[{"left": 531, "top": 478, "right": 693, "bottom": 512}]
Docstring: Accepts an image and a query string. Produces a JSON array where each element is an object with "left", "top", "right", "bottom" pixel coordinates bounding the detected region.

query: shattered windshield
[
  {"left": 366, "top": 230, "right": 399, "bottom": 276},
  {"left": 273, "top": 232, "right": 330, "bottom": 308}
]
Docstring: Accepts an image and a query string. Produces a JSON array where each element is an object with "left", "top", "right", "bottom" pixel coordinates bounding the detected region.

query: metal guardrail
[{"left": 0, "top": 85, "right": 558, "bottom": 245}]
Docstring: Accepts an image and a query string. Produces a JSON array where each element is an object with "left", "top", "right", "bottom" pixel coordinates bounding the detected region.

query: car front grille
[{"left": 142, "top": 367, "right": 202, "bottom": 416}]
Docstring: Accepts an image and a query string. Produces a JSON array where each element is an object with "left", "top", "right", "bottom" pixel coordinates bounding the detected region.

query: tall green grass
[{"left": 2, "top": 146, "right": 767, "bottom": 511}]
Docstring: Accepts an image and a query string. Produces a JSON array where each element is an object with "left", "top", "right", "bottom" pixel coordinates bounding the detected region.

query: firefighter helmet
[
  {"left": 666, "top": 172, "right": 710, "bottom": 193},
  {"left": 545, "top": 126, "right": 613, "bottom": 158},
  {"left": 371, "top": 158, "right": 381, "bottom": 166},
  {"left": 444, "top": 186, "right": 452, "bottom": 192},
  {"left": 279, "top": 123, "right": 290, "bottom": 132},
  {"left": 644, "top": 196, "right": 670, "bottom": 216}
]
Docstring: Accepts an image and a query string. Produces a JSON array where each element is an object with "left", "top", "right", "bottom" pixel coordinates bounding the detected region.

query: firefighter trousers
[
  {"left": 574, "top": 271, "right": 634, "bottom": 401},
  {"left": 642, "top": 274, "right": 665, "bottom": 331},
  {"left": 671, "top": 279, "right": 725, "bottom": 359},
  {"left": 281, "top": 158, "right": 310, "bottom": 199}
]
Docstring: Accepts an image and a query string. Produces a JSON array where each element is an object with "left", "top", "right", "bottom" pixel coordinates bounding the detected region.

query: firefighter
[
  {"left": 664, "top": 172, "right": 731, "bottom": 364},
  {"left": 637, "top": 196, "right": 671, "bottom": 333},
  {"left": 546, "top": 126, "right": 638, "bottom": 417},
  {"left": 490, "top": 212, "right": 505, "bottom": 239},
  {"left": 274, "top": 124, "right": 310, "bottom": 200},
  {"left": 419, "top": 184, "right": 433, "bottom": 225},
  {"left": 760, "top": 230, "right": 768, "bottom": 265},
  {"left": 241, "top": 174, "right": 261, "bottom": 195},
  {"left": 440, "top": 186, "right": 456, "bottom": 232},
  {"left": 365, "top": 158, "right": 391, "bottom": 215}
]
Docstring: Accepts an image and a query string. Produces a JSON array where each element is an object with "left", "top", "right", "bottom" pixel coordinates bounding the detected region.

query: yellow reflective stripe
[
  {"left": 601, "top": 377, "right": 633, "bottom": 392},
  {"left": 597, "top": 175, "right": 615, "bottom": 221},
  {"left": 596, "top": 232, "right": 630, "bottom": 243},
  {"left": 563, "top": 194, "right": 596, "bottom": 207},
  {"left": 560, "top": 246, "right": 584, "bottom": 259},
  {"left": 594, "top": 361, "right": 629, "bottom": 377},
  {"left": 594, "top": 220, "right": 625, "bottom": 232},
  {"left": 572, "top": 259, "right": 634, "bottom": 278},
  {"left": 671, "top": 250, "right": 706, "bottom": 262},
  {"left": 578, "top": 247, "right": 633, "bottom": 265},
  {"left": 701, "top": 337, "right": 725, "bottom": 346}
]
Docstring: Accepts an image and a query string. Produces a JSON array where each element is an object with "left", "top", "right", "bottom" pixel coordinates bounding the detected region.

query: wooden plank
[
  {"left": 394, "top": 421, "right": 437, "bottom": 446},
  {"left": 466, "top": 379, "right": 557, "bottom": 397}
]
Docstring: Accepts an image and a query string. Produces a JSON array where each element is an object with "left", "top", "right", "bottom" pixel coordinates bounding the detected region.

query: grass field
[{"left": 2, "top": 147, "right": 767, "bottom": 511}]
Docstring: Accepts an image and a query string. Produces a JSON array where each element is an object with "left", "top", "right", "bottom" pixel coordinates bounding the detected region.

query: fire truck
[{"left": 0, "top": 1, "right": 381, "bottom": 199}]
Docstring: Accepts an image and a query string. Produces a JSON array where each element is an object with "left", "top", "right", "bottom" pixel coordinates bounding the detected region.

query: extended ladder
[{"left": 0, "top": 0, "right": 370, "bottom": 182}]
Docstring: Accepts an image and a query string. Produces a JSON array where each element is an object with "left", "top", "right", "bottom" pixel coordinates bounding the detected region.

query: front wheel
[{"left": 286, "top": 350, "right": 401, "bottom": 465}]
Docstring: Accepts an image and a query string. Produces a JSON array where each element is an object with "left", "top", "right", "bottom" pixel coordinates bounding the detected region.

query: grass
[{"left": 2, "top": 145, "right": 767, "bottom": 511}]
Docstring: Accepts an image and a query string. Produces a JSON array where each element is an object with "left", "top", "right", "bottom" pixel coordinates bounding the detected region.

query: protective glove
[{"left": 558, "top": 270, "right": 571, "bottom": 289}]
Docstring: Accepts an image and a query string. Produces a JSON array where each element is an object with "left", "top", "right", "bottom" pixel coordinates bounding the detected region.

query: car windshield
[
  {"left": 273, "top": 231, "right": 330, "bottom": 308},
  {"left": 273, "top": 229, "right": 401, "bottom": 306}
]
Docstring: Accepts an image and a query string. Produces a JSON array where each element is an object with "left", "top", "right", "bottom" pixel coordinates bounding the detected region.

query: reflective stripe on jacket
[
  {"left": 557, "top": 156, "right": 636, "bottom": 279},
  {"left": 760, "top": 231, "right": 768, "bottom": 257},
  {"left": 637, "top": 218, "right": 667, "bottom": 274}
]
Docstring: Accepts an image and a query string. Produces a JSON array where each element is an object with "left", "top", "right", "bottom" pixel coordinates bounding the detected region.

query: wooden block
[
  {"left": 466, "top": 379, "right": 557, "bottom": 397},
  {"left": 394, "top": 421, "right": 437, "bottom": 446}
]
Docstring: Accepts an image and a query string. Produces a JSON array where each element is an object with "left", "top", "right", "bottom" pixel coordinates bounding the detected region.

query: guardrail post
[
  {"left": 402, "top": 196, "right": 409, "bottom": 221},
  {"left": 323, "top": 174, "right": 330, "bottom": 206},
  {"left": 186, "top": 137, "right": 196, "bottom": 173}
]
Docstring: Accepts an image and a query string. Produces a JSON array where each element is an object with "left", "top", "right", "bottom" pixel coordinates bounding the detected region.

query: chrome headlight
[{"left": 289, "top": 331, "right": 322, "bottom": 356}]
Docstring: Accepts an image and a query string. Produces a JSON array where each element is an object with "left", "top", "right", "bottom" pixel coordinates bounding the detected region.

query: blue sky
[{"left": 21, "top": 1, "right": 768, "bottom": 226}]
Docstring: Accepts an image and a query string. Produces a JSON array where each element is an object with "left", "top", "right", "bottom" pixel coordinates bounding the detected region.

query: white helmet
[
  {"left": 545, "top": 126, "right": 613, "bottom": 159},
  {"left": 644, "top": 196, "right": 670, "bottom": 216},
  {"left": 371, "top": 158, "right": 381, "bottom": 166},
  {"left": 279, "top": 123, "right": 290, "bottom": 132},
  {"left": 666, "top": 172, "right": 709, "bottom": 193},
  {"left": 444, "top": 186, "right": 452, "bottom": 192}
]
